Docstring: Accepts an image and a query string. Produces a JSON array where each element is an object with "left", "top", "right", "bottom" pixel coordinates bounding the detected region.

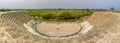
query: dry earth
[
  {"left": 37, "top": 22, "right": 81, "bottom": 37},
  {"left": 84, "top": 12, "right": 120, "bottom": 43}
]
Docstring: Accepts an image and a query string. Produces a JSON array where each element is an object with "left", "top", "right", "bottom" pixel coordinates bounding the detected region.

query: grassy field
[{"left": 25, "top": 9, "right": 94, "bottom": 20}]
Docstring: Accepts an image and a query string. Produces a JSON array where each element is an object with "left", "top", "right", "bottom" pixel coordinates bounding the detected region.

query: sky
[{"left": 0, "top": 0, "right": 120, "bottom": 9}]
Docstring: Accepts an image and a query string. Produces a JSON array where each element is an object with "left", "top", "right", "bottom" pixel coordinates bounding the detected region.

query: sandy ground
[
  {"left": 37, "top": 22, "right": 81, "bottom": 36},
  {"left": 0, "top": 24, "right": 17, "bottom": 43},
  {"left": 96, "top": 26, "right": 120, "bottom": 43},
  {"left": 81, "top": 12, "right": 120, "bottom": 43},
  {"left": 95, "top": 12, "right": 120, "bottom": 43}
]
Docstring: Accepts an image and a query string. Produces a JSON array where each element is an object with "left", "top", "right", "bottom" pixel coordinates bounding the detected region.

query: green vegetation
[
  {"left": 0, "top": 9, "right": 11, "bottom": 12},
  {"left": 26, "top": 9, "right": 94, "bottom": 20},
  {"left": 110, "top": 7, "right": 114, "bottom": 10}
]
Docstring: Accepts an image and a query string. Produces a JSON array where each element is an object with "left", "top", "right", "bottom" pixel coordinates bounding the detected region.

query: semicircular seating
[{"left": 0, "top": 11, "right": 34, "bottom": 39}]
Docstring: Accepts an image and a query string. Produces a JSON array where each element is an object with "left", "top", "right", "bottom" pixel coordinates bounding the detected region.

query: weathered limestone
[
  {"left": 26, "top": 20, "right": 38, "bottom": 28},
  {"left": 0, "top": 11, "right": 33, "bottom": 40},
  {"left": 80, "top": 21, "right": 93, "bottom": 34},
  {"left": 24, "top": 23, "right": 40, "bottom": 35}
]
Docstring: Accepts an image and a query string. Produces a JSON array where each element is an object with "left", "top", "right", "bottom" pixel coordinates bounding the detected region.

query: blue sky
[{"left": 0, "top": 0, "right": 120, "bottom": 9}]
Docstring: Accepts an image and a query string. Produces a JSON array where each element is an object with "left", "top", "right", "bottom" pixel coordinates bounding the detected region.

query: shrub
[
  {"left": 26, "top": 9, "right": 94, "bottom": 20},
  {"left": 59, "top": 12, "right": 71, "bottom": 20},
  {"left": 42, "top": 13, "right": 54, "bottom": 20}
]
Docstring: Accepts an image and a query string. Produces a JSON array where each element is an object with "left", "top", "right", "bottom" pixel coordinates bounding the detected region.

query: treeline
[
  {"left": 26, "top": 9, "right": 94, "bottom": 20},
  {"left": 0, "top": 9, "right": 11, "bottom": 12}
]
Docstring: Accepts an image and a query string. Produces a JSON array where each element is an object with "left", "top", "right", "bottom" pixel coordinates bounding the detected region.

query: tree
[{"left": 110, "top": 7, "right": 114, "bottom": 10}]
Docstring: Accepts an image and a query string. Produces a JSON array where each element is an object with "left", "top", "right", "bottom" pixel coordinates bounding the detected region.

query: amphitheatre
[{"left": 0, "top": 11, "right": 120, "bottom": 43}]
